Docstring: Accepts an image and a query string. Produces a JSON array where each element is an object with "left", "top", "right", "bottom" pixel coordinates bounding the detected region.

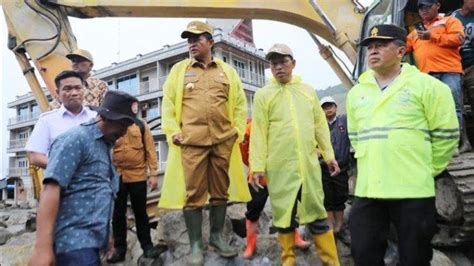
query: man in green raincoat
[
  {"left": 249, "top": 43, "right": 341, "bottom": 266},
  {"left": 159, "top": 21, "right": 250, "bottom": 265}
]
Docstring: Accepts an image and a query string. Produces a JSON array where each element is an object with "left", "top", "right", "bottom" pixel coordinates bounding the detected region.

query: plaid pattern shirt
[{"left": 50, "top": 76, "right": 108, "bottom": 109}]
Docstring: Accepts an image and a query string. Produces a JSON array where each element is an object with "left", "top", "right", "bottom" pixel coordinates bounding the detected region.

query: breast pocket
[
  {"left": 183, "top": 76, "right": 200, "bottom": 97},
  {"left": 213, "top": 76, "right": 230, "bottom": 101},
  {"left": 127, "top": 129, "right": 144, "bottom": 150}
]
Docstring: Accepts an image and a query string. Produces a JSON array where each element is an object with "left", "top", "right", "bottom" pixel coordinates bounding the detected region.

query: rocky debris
[
  {"left": 0, "top": 232, "right": 35, "bottom": 266},
  {"left": 431, "top": 249, "right": 456, "bottom": 265},
  {"left": 0, "top": 228, "right": 13, "bottom": 244},
  {"left": 151, "top": 204, "right": 354, "bottom": 265}
]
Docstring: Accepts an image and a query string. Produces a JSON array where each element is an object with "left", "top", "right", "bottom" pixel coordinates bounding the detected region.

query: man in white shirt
[{"left": 26, "top": 70, "right": 97, "bottom": 168}]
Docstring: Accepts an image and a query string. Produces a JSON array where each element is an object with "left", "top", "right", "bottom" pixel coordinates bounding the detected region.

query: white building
[{"left": 5, "top": 19, "right": 268, "bottom": 204}]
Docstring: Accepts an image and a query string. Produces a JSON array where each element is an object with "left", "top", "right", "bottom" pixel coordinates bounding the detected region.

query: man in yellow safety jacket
[
  {"left": 159, "top": 20, "right": 250, "bottom": 265},
  {"left": 249, "top": 43, "right": 341, "bottom": 266},
  {"left": 347, "top": 24, "right": 459, "bottom": 265}
]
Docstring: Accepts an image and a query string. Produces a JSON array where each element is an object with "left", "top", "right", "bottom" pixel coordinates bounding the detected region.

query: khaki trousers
[{"left": 181, "top": 135, "right": 236, "bottom": 208}]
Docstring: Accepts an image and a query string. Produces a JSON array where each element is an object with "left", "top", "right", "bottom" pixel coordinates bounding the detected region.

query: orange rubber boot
[
  {"left": 294, "top": 229, "right": 311, "bottom": 250},
  {"left": 243, "top": 219, "right": 258, "bottom": 259}
]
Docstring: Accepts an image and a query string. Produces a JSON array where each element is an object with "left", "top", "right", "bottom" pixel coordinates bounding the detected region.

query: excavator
[{"left": 2, "top": 0, "right": 474, "bottom": 247}]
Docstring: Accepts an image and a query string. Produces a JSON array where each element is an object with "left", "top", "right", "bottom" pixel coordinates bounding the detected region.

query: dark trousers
[
  {"left": 245, "top": 184, "right": 268, "bottom": 221},
  {"left": 274, "top": 187, "right": 330, "bottom": 234},
  {"left": 112, "top": 179, "right": 153, "bottom": 253},
  {"left": 349, "top": 197, "right": 436, "bottom": 266},
  {"left": 56, "top": 248, "right": 100, "bottom": 266},
  {"left": 322, "top": 170, "right": 349, "bottom": 211}
]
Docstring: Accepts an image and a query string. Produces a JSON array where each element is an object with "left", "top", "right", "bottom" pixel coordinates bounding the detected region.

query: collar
[
  {"left": 329, "top": 116, "right": 337, "bottom": 124},
  {"left": 190, "top": 57, "right": 217, "bottom": 69},
  {"left": 82, "top": 118, "right": 104, "bottom": 140},
  {"left": 59, "top": 104, "right": 87, "bottom": 117},
  {"left": 270, "top": 75, "right": 302, "bottom": 86},
  {"left": 426, "top": 15, "right": 445, "bottom": 26}
]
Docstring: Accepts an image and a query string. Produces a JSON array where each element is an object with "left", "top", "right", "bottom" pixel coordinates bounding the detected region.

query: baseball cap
[
  {"left": 181, "top": 21, "right": 214, "bottom": 39},
  {"left": 360, "top": 24, "right": 407, "bottom": 46},
  {"left": 320, "top": 96, "right": 337, "bottom": 106},
  {"left": 417, "top": 0, "right": 439, "bottom": 8},
  {"left": 92, "top": 91, "right": 139, "bottom": 124},
  {"left": 66, "top": 48, "right": 94, "bottom": 63},
  {"left": 265, "top": 43, "right": 294, "bottom": 60}
]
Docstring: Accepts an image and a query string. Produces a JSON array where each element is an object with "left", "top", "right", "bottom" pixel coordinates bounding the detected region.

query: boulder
[{"left": 0, "top": 229, "right": 12, "bottom": 245}]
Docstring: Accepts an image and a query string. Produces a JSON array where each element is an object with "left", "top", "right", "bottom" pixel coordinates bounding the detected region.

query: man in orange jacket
[
  {"left": 407, "top": 0, "right": 467, "bottom": 150},
  {"left": 240, "top": 119, "right": 310, "bottom": 259}
]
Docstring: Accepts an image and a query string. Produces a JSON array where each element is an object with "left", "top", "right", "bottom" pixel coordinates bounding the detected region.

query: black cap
[
  {"left": 92, "top": 91, "right": 139, "bottom": 124},
  {"left": 417, "top": 0, "right": 439, "bottom": 8},
  {"left": 360, "top": 24, "right": 407, "bottom": 46}
]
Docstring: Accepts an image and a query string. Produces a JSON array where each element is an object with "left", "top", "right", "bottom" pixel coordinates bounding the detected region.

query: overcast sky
[{"left": 0, "top": 0, "right": 375, "bottom": 177}]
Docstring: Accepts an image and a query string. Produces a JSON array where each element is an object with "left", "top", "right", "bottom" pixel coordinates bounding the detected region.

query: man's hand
[
  {"left": 148, "top": 175, "right": 158, "bottom": 190},
  {"left": 172, "top": 133, "right": 184, "bottom": 146},
  {"left": 29, "top": 245, "right": 54, "bottom": 266},
  {"left": 250, "top": 172, "right": 265, "bottom": 192},
  {"left": 417, "top": 30, "right": 431, "bottom": 40},
  {"left": 326, "top": 159, "right": 341, "bottom": 177}
]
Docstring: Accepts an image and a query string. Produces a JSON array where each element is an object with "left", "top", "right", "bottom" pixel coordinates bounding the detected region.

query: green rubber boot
[
  {"left": 209, "top": 204, "right": 238, "bottom": 258},
  {"left": 183, "top": 208, "right": 204, "bottom": 265}
]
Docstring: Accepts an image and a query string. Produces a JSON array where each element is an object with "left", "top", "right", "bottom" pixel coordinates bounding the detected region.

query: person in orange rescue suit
[
  {"left": 107, "top": 120, "right": 160, "bottom": 263},
  {"left": 158, "top": 20, "right": 250, "bottom": 266},
  {"left": 249, "top": 43, "right": 341, "bottom": 266},
  {"left": 240, "top": 119, "right": 311, "bottom": 259},
  {"left": 406, "top": 0, "right": 470, "bottom": 152}
]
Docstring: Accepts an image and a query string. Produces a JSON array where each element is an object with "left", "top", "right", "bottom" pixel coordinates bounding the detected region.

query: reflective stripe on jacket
[{"left": 347, "top": 63, "right": 458, "bottom": 198}]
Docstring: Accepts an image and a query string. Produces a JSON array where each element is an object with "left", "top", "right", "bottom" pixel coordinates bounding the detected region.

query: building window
[
  {"left": 31, "top": 104, "right": 39, "bottom": 115},
  {"left": 233, "top": 59, "right": 247, "bottom": 78},
  {"left": 117, "top": 74, "right": 138, "bottom": 95},
  {"left": 223, "top": 56, "right": 227, "bottom": 62},
  {"left": 107, "top": 80, "right": 115, "bottom": 90},
  {"left": 18, "top": 159, "right": 28, "bottom": 168},
  {"left": 18, "top": 131, "right": 29, "bottom": 140},
  {"left": 18, "top": 105, "right": 28, "bottom": 117},
  {"left": 148, "top": 101, "right": 160, "bottom": 119}
]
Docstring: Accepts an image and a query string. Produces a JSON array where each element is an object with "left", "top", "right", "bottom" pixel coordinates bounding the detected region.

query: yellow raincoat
[
  {"left": 249, "top": 76, "right": 334, "bottom": 228},
  {"left": 159, "top": 58, "right": 251, "bottom": 209}
]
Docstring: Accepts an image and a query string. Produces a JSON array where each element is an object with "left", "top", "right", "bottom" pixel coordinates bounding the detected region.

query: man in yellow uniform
[
  {"left": 249, "top": 43, "right": 340, "bottom": 266},
  {"left": 347, "top": 24, "right": 458, "bottom": 265},
  {"left": 159, "top": 21, "right": 250, "bottom": 265}
]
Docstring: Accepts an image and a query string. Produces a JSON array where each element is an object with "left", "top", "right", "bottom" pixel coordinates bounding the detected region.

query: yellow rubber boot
[
  {"left": 277, "top": 232, "right": 296, "bottom": 266},
  {"left": 313, "top": 230, "right": 340, "bottom": 266}
]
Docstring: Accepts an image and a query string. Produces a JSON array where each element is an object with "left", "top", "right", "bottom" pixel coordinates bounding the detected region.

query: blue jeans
[
  {"left": 430, "top": 72, "right": 462, "bottom": 129},
  {"left": 55, "top": 248, "right": 100, "bottom": 266}
]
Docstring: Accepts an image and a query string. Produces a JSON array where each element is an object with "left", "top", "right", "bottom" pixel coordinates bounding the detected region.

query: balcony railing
[
  {"left": 8, "top": 167, "right": 29, "bottom": 177},
  {"left": 8, "top": 138, "right": 28, "bottom": 150},
  {"left": 8, "top": 112, "right": 40, "bottom": 125},
  {"left": 234, "top": 66, "right": 267, "bottom": 87}
]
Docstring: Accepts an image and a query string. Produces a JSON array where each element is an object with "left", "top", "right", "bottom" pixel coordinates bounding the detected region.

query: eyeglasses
[{"left": 270, "top": 58, "right": 292, "bottom": 67}]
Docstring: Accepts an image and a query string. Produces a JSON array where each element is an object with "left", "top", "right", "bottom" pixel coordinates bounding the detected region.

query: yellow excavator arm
[
  {"left": 2, "top": 0, "right": 372, "bottom": 200},
  {"left": 2, "top": 0, "right": 369, "bottom": 112}
]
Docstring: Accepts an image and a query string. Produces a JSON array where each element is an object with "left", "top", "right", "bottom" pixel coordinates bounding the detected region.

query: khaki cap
[
  {"left": 66, "top": 48, "right": 94, "bottom": 63},
  {"left": 181, "top": 21, "right": 214, "bottom": 39},
  {"left": 265, "top": 43, "right": 294, "bottom": 60}
]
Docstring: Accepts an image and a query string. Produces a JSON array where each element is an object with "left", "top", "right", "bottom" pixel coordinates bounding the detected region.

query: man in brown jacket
[{"left": 107, "top": 121, "right": 160, "bottom": 262}]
